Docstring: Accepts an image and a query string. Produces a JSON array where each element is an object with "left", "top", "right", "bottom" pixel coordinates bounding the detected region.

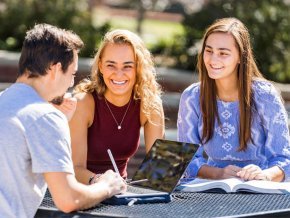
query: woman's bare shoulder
[
  {"left": 73, "top": 92, "right": 95, "bottom": 124},
  {"left": 74, "top": 92, "right": 94, "bottom": 106}
]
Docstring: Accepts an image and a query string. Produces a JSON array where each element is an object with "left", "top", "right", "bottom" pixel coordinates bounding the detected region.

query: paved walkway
[{"left": 0, "top": 83, "right": 11, "bottom": 91}]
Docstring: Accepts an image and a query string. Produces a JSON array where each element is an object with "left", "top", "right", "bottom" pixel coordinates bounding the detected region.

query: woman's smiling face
[
  {"left": 203, "top": 32, "right": 240, "bottom": 82},
  {"left": 99, "top": 43, "right": 136, "bottom": 101}
]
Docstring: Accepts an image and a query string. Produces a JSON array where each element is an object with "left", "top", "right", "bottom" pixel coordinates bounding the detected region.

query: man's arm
[{"left": 44, "top": 170, "right": 126, "bottom": 213}]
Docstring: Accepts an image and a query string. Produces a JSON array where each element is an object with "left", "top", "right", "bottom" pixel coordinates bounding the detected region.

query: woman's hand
[
  {"left": 198, "top": 164, "right": 241, "bottom": 180},
  {"left": 219, "top": 165, "right": 242, "bottom": 179},
  {"left": 237, "top": 164, "right": 270, "bottom": 181}
]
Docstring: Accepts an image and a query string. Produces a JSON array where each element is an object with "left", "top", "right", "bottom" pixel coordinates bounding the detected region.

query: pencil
[
  {"left": 107, "top": 149, "right": 120, "bottom": 176},
  {"left": 128, "top": 179, "right": 148, "bottom": 185}
]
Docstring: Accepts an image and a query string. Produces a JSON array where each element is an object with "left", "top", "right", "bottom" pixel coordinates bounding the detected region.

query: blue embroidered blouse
[{"left": 177, "top": 80, "right": 290, "bottom": 181}]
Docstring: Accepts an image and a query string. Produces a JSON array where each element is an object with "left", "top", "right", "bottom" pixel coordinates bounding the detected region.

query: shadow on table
[{"left": 35, "top": 207, "right": 127, "bottom": 218}]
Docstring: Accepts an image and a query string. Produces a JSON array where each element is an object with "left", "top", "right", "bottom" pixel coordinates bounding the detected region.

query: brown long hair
[{"left": 198, "top": 17, "right": 264, "bottom": 151}]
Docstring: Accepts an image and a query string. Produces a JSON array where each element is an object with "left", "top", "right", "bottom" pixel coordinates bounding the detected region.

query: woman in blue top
[{"left": 177, "top": 17, "right": 290, "bottom": 182}]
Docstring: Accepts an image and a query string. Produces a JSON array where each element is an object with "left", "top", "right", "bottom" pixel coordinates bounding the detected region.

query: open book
[{"left": 177, "top": 178, "right": 290, "bottom": 194}]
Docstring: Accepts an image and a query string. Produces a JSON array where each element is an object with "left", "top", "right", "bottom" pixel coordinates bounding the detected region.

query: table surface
[{"left": 36, "top": 191, "right": 290, "bottom": 218}]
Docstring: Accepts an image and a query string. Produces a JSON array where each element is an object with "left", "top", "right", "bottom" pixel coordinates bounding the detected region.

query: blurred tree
[
  {"left": 125, "top": 0, "right": 187, "bottom": 34},
  {"left": 174, "top": 0, "right": 290, "bottom": 83},
  {"left": 0, "top": 0, "right": 110, "bottom": 57},
  {"left": 126, "top": 0, "right": 162, "bottom": 34}
]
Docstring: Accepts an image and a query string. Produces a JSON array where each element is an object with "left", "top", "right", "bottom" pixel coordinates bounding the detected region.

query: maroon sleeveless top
[{"left": 87, "top": 92, "right": 141, "bottom": 178}]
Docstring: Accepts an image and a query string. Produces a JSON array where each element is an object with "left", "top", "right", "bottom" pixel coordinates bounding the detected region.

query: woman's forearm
[
  {"left": 197, "top": 165, "right": 223, "bottom": 179},
  {"left": 263, "top": 166, "right": 285, "bottom": 182},
  {"left": 74, "top": 166, "right": 96, "bottom": 185}
]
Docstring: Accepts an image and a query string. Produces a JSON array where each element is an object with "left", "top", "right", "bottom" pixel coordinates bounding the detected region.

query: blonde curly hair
[{"left": 74, "top": 29, "right": 163, "bottom": 123}]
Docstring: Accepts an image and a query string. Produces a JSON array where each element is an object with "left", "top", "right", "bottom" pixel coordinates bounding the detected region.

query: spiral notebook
[{"left": 103, "top": 139, "right": 199, "bottom": 205}]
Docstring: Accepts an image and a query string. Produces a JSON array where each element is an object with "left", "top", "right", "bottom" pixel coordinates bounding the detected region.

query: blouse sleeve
[
  {"left": 177, "top": 85, "right": 207, "bottom": 178},
  {"left": 257, "top": 83, "right": 290, "bottom": 181}
]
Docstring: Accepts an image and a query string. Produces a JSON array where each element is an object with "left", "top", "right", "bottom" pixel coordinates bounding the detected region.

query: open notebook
[{"left": 103, "top": 139, "right": 199, "bottom": 205}]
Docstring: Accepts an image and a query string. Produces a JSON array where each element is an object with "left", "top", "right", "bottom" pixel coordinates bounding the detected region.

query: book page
[
  {"left": 233, "top": 180, "right": 290, "bottom": 194},
  {"left": 177, "top": 178, "right": 244, "bottom": 193}
]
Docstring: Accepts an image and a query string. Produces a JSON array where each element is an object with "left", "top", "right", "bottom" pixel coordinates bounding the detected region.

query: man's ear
[{"left": 49, "top": 62, "right": 62, "bottom": 80}]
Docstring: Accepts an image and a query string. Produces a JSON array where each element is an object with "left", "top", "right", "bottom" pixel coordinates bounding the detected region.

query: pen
[
  {"left": 127, "top": 179, "right": 148, "bottom": 185},
  {"left": 107, "top": 149, "right": 148, "bottom": 185},
  {"left": 128, "top": 198, "right": 138, "bottom": 206},
  {"left": 107, "top": 149, "right": 120, "bottom": 175}
]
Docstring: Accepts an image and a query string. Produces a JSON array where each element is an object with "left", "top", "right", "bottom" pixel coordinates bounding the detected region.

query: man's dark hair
[{"left": 18, "top": 23, "right": 84, "bottom": 78}]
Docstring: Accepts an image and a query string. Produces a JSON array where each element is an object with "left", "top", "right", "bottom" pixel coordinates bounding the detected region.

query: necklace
[{"left": 104, "top": 97, "right": 132, "bottom": 130}]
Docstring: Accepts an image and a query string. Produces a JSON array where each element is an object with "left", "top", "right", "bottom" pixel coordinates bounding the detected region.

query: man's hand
[
  {"left": 52, "top": 93, "right": 77, "bottom": 121},
  {"left": 97, "top": 170, "right": 127, "bottom": 197}
]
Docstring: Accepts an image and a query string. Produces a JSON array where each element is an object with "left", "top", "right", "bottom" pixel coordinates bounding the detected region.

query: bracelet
[
  {"left": 88, "top": 174, "right": 96, "bottom": 185},
  {"left": 88, "top": 174, "right": 102, "bottom": 185}
]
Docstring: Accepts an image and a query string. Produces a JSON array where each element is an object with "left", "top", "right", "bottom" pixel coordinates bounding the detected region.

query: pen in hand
[
  {"left": 107, "top": 149, "right": 148, "bottom": 185},
  {"left": 107, "top": 149, "right": 120, "bottom": 176},
  {"left": 127, "top": 179, "right": 148, "bottom": 185}
]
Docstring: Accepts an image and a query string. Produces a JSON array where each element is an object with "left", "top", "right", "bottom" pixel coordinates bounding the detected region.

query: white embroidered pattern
[
  {"left": 282, "top": 129, "right": 290, "bottom": 140},
  {"left": 221, "top": 110, "right": 232, "bottom": 120},
  {"left": 277, "top": 160, "right": 290, "bottom": 168},
  {"left": 255, "top": 82, "right": 270, "bottom": 95},
  {"left": 273, "top": 96, "right": 281, "bottom": 105},
  {"left": 282, "top": 145, "right": 290, "bottom": 156},
  {"left": 216, "top": 122, "right": 235, "bottom": 139},
  {"left": 182, "top": 92, "right": 197, "bottom": 143},
  {"left": 221, "top": 102, "right": 230, "bottom": 108},
  {"left": 273, "top": 111, "right": 287, "bottom": 125},
  {"left": 221, "top": 155, "right": 243, "bottom": 161},
  {"left": 222, "top": 142, "right": 232, "bottom": 152}
]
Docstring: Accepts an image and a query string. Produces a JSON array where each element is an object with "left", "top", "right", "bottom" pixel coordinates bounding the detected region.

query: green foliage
[
  {"left": 0, "top": 0, "right": 111, "bottom": 57},
  {"left": 172, "top": 0, "right": 290, "bottom": 83}
]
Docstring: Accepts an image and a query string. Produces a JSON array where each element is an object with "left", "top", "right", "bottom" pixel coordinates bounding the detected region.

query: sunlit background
[
  {"left": 1, "top": 0, "right": 290, "bottom": 81},
  {"left": 1, "top": 0, "right": 290, "bottom": 177}
]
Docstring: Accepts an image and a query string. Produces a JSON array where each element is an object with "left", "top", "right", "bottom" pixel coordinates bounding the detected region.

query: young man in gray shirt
[{"left": 0, "top": 23, "right": 126, "bottom": 218}]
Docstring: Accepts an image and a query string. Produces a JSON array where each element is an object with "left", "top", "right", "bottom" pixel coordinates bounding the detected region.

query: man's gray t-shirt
[{"left": 0, "top": 83, "right": 74, "bottom": 218}]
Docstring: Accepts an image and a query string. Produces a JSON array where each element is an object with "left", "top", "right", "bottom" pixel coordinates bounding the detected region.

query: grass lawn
[{"left": 92, "top": 8, "right": 184, "bottom": 48}]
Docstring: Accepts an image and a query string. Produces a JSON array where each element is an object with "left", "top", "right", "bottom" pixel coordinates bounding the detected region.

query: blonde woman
[
  {"left": 178, "top": 18, "right": 290, "bottom": 182},
  {"left": 70, "top": 29, "right": 165, "bottom": 184}
]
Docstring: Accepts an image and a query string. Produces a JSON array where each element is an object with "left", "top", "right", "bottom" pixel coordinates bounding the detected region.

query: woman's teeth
[{"left": 112, "top": 80, "right": 126, "bottom": 85}]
